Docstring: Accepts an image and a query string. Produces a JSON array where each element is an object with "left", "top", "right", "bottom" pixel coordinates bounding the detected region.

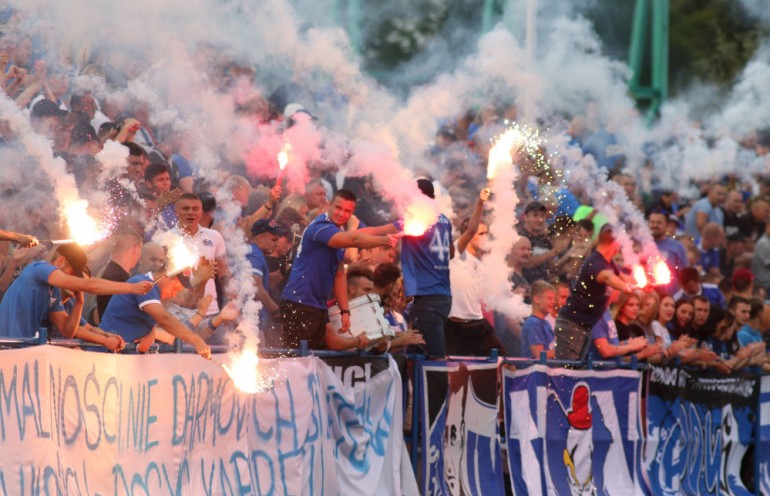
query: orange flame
[
  {"left": 166, "top": 237, "right": 198, "bottom": 278},
  {"left": 403, "top": 200, "right": 435, "bottom": 237},
  {"left": 220, "top": 349, "right": 265, "bottom": 394},
  {"left": 652, "top": 259, "right": 671, "bottom": 286},
  {"left": 632, "top": 265, "right": 648, "bottom": 289},
  {"left": 277, "top": 142, "right": 291, "bottom": 171},
  {"left": 62, "top": 200, "right": 105, "bottom": 245},
  {"left": 486, "top": 124, "right": 544, "bottom": 180}
]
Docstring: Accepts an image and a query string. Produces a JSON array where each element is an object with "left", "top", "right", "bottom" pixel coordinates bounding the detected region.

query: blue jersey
[
  {"left": 737, "top": 324, "right": 763, "bottom": 348},
  {"left": 398, "top": 213, "right": 452, "bottom": 297},
  {"left": 281, "top": 213, "right": 343, "bottom": 309},
  {"left": 588, "top": 311, "right": 619, "bottom": 360},
  {"left": 247, "top": 243, "right": 270, "bottom": 322},
  {"left": 100, "top": 274, "right": 162, "bottom": 342},
  {"left": 0, "top": 261, "right": 64, "bottom": 338},
  {"left": 520, "top": 315, "right": 555, "bottom": 358}
]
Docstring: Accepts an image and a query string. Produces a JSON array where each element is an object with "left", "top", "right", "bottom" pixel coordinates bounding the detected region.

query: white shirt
[
  {"left": 448, "top": 246, "right": 483, "bottom": 320},
  {"left": 155, "top": 225, "right": 227, "bottom": 315}
]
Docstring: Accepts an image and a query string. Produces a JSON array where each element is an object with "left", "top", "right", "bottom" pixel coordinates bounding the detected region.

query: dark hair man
[
  {"left": 554, "top": 225, "right": 638, "bottom": 361},
  {"left": 279, "top": 189, "right": 397, "bottom": 349}
]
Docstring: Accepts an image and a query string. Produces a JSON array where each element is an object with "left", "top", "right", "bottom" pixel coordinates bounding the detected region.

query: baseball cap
[
  {"left": 416, "top": 178, "right": 435, "bottom": 199},
  {"left": 251, "top": 219, "right": 287, "bottom": 236},
  {"left": 732, "top": 268, "right": 754, "bottom": 286},
  {"left": 524, "top": 201, "right": 547, "bottom": 214},
  {"left": 31, "top": 99, "right": 68, "bottom": 119},
  {"left": 56, "top": 243, "right": 89, "bottom": 278}
]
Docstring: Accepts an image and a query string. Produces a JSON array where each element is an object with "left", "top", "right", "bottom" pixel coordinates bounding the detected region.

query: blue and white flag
[
  {"left": 504, "top": 365, "right": 643, "bottom": 496},
  {"left": 418, "top": 360, "right": 503, "bottom": 495}
]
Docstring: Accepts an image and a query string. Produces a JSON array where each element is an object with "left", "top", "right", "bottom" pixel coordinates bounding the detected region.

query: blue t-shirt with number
[
  {"left": 100, "top": 274, "right": 162, "bottom": 342},
  {"left": 0, "top": 261, "right": 64, "bottom": 338},
  {"left": 281, "top": 213, "right": 344, "bottom": 309},
  {"left": 397, "top": 213, "right": 452, "bottom": 297}
]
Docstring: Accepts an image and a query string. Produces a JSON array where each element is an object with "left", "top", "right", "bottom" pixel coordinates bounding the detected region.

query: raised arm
[
  {"left": 48, "top": 271, "right": 153, "bottom": 295},
  {"left": 457, "top": 188, "right": 489, "bottom": 254},
  {"left": 327, "top": 231, "right": 397, "bottom": 250}
]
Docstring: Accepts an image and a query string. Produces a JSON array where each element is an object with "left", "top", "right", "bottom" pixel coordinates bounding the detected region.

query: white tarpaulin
[{"left": 0, "top": 346, "right": 416, "bottom": 495}]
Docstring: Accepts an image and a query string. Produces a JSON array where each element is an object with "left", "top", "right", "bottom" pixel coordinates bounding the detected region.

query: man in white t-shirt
[
  {"left": 445, "top": 188, "right": 505, "bottom": 356},
  {"left": 155, "top": 193, "right": 228, "bottom": 317}
]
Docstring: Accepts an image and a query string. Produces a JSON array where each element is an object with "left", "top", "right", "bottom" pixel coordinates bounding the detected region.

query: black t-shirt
[
  {"left": 615, "top": 320, "right": 644, "bottom": 341},
  {"left": 558, "top": 250, "right": 618, "bottom": 329},
  {"left": 722, "top": 211, "right": 746, "bottom": 239},
  {"left": 96, "top": 260, "right": 130, "bottom": 320},
  {"left": 739, "top": 215, "right": 765, "bottom": 244}
]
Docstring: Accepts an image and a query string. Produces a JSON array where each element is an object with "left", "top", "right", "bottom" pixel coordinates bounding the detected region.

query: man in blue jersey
[
  {"left": 359, "top": 179, "right": 454, "bottom": 357},
  {"left": 0, "top": 243, "right": 154, "bottom": 340},
  {"left": 247, "top": 218, "right": 285, "bottom": 346},
  {"left": 279, "top": 189, "right": 398, "bottom": 349},
  {"left": 554, "top": 224, "right": 638, "bottom": 361},
  {"left": 521, "top": 281, "right": 557, "bottom": 359},
  {"left": 100, "top": 267, "right": 211, "bottom": 358}
]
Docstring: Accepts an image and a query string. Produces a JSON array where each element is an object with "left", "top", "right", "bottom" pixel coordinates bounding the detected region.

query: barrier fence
[{"left": 0, "top": 334, "right": 768, "bottom": 495}]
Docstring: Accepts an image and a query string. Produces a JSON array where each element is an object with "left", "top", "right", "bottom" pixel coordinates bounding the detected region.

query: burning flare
[
  {"left": 632, "top": 265, "right": 648, "bottom": 289},
  {"left": 220, "top": 349, "right": 266, "bottom": 394},
  {"left": 402, "top": 197, "right": 436, "bottom": 237},
  {"left": 486, "top": 123, "right": 544, "bottom": 180},
  {"left": 166, "top": 237, "right": 198, "bottom": 278},
  {"left": 652, "top": 259, "right": 672, "bottom": 286},
  {"left": 277, "top": 142, "right": 291, "bottom": 171},
  {"left": 62, "top": 200, "right": 105, "bottom": 245},
  {"left": 276, "top": 141, "right": 292, "bottom": 184}
]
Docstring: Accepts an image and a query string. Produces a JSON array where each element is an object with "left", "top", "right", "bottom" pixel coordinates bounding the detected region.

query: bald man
[
  {"left": 96, "top": 230, "right": 144, "bottom": 320},
  {"left": 136, "top": 242, "right": 166, "bottom": 275}
]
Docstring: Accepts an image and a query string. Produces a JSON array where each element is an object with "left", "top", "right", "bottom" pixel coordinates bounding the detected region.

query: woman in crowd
[
  {"left": 612, "top": 291, "right": 644, "bottom": 341},
  {"left": 668, "top": 298, "right": 694, "bottom": 339}
]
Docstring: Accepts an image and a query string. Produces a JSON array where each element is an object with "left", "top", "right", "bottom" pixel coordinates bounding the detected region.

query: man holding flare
[{"left": 555, "top": 224, "right": 642, "bottom": 361}]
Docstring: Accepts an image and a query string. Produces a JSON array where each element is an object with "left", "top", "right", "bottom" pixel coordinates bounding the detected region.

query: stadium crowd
[{"left": 1, "top": 20, "right": 770, "bottom": 376}]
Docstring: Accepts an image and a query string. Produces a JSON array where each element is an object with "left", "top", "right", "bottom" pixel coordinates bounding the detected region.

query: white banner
[{"left": 0, "top": 346, "right": 415, "bottom": 495}]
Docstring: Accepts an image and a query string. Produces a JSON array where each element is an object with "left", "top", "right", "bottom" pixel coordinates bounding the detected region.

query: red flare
[
  {"left": 652, "top": 259, "right": 671, "bottom": 286},
  {"left": 632, "top": 265, "right": 648, "bottom": 289}
]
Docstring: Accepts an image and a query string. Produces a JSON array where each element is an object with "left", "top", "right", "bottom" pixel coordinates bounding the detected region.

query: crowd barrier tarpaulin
[
  {"left": 645, "top": 365, "right": 757, "bottom": 496},
  {"left": 503, "top": 364, "right": 643, "bottom": 496},
  {"left": 317, "top": 354, "right": 418, "bottom": 495},
  {"left": 417, "top": 359, "right": 504, "bottom": 495},
  {"left": 758, "top": 375, "right": 770, "bottom": 495},
  {"left": 0, "top": 346, "right": 417, "bottom": 495}
]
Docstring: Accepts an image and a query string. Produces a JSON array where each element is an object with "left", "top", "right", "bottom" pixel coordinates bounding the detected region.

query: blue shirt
[
  {"left": 398, "top": 213, "right": 452, "bottom": 297},
  {"left": 246, "top": 243, "right": 270, "bottom": 322},
  {"left": 684, "top": 198, "right": 724, "bottom": 237},
  {"left": 171, "top": 153, "right": 194, "bottom": 179},
  {"left": 588, "top": 311, "right": 619, "bottom": 360},
  {"left": 737, "top": 324, "right": 763, "bottom": 348},
  {"left": 281, "top": 213, "right": 343, "bottom": 309},
  {"left": 520, "top": 316, "right": 555, "bottom": 358},
  {"left": 582, "top": 128, "right": 625, "bottom": 170},
  {"left": 674, "top": 283, "right": 726, "bottom": 309},
  {"left": 698, "top": 246, "right": 720, "bottom": 273},
  {"left": 100, "top": 274, "right": 162, "bottom": 342},
  {"left": 0, "top": 261, "right": 64, "bottom": 338}
]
